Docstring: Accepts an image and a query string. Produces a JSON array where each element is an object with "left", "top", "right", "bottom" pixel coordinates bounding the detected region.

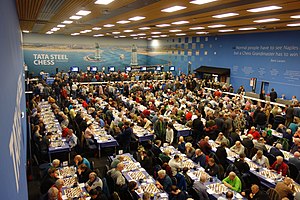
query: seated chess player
[{"left": 222, "top": 172, "right": 242, "bottom": 192}]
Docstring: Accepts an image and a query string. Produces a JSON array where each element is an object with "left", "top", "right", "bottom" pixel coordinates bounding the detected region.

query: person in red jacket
[
  {"left": 270, "top": 156, "right": 289, "bottom": 176},
  {"left": 247, "top": 126, "right": 261, "bottom": 140}
]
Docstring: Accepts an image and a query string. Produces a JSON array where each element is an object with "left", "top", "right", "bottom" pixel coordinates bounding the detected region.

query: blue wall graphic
[{"left": 148, "top": 31, "right": 300, "bottom": 99}]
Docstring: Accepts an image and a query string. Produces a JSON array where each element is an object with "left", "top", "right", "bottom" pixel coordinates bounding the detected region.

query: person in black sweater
[
  {"left": 270, "top": 88, "right": 278, "bottom": 102},
  {"left": 233, "top": 153, "right": 250, "bottom": 174},
  {"left": 216, "top": 142, "right": 228, "bottom": 169},
  {"left": 205, "top": 158, "right": 219, "bottom": 177},
  {"left": 76, "top": 163, "right": 92, "bottom": 183},
  {"left": 192, "top": 112, "right": 204, "bottom": 144},
  {"left": 89, "top": 188, "right": 108, "bottom": 200},
  {"left": 140, "top": 151, "right": 153, "bottom": 175},
  {"left": 40, "top": 167, "right": 58, "bottom": 195}
]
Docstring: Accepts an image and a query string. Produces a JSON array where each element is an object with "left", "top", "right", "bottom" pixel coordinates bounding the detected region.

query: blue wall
[
  {"left": 0, "top": 0, "right": 28, "bottom": 199},
  {"left": 148, "top": 31, "right": 300, "bottom": 99}
]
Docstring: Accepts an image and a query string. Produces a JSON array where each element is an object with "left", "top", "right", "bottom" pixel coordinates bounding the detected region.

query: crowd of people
[{"left": 28, "top": 71, "right": 300, "bottom": 200}]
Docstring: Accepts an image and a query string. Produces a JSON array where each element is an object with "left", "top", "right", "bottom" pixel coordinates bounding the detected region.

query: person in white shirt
[
  {"left": 252, "top": 150, "right": 270, "bottom": 168},
  {"left": 168, "top": 155, "right": 182, "bottom": 176},
  {"left": 165, "top": 123, "right": 174, "bottom": 145},
  {"left": 230, "top": 141, "right": 245, "bottom": 155}
]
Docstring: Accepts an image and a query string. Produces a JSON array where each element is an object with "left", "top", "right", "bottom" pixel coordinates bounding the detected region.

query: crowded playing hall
[{"left": 2, "top": 0, "right": 300, "bottom": 200}]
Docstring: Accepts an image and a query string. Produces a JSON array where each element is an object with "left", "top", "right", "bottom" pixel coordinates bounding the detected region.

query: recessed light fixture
[
  {"left": 94, "top": 34, "right": 104, "bottom": 37},
  {"left": 117, "top": 20, "right": 130, "bottom": 24},
  {"left": 171, "top": 21, "right": 189, "bottom": 25},
  {"left": 139, "top": 37, "right": 146, "bottom": 39},
  {"left": 190, "top": 0, "right": 217, "bottom": 5},
  {"left": 76, "top": 10, "right": 91, "bottom": 16},
  {"left": 176, "top": 33, "right": 186, "bottom": 36},
  {"left": 112, "top": 32, "right": 121, "bottom": 34},
  {"left": 291, "top": 15, "right": 300, "bottom": 19},
  {"left": 46, "top": 31, "right": 53, "bottom": 34},
  {"left": 92, "top": 27, "right": 102, "bottom": 30},
  {"left": 71, "top": 33, "right": 80, "bottom": 36},
  {"left": 160, "top": 35, "right": 168, "bottom": 37},
  {"left": 95, "top": 0, "right": 114, "bottom": 5},
  {"left": 130, "top": 34, "right": 138, "bottom": 36},
  {"left": 152, "top": 35, "right": 160, "bottom": 38},
  {"left": 208, "top": 24, "right": 226, "bottom": 28},
  {"left": 156, "top": 24, "right": 171, "bottom": 27},
  {"left": 119, "top": 35, "right": 126, "bottom": 38},
  {"left": 189, "top": 27, "right": 205, "bottom": 30},
  {"left": 238, "top": 27, "right": 257, "bottom": 31},
  {"left": 57, "top": 24, "right": 66, "bottom": 28},
  {"left": 129, "top": 16, "right": 145, "bottom": 21},
  {"left": 151, "top": 32, "right": 161, "bottom": 34},
  {"left": 103, "top": 24, "right": 115, "bottom": 27},
  {"left": 218, "top": 29, "right": 234, "bottom": 32},
  {"left": 213, "top": 13, "right": 239, "bottom": 18},
  {"left": 137, "top": 33, "right": 146, "bottom": 36},
  {"left": 80, "top": 30, "right": 92, "bottom": 33},
  {"left": 161, "top": 6, "right": 187, "bottom": 13},
  {"left": 196, "top": 31, "right": 209, "bottom": 34},
  {"left": 253, "top": 18, "right": 280, "bottom": 23},
  {"left": 139, "top": 27, "right": 151, "bottom": 30},
  {"left": 169, "top": 29, "right": 182, "bottom": 32},
  {"left": 69, "top": 15, "right": 82, "bottom": 20},
  {"left": 51, "top": 27, "right": 60, "bottom": 31},
  {"left": 62, "top": 20, "right": 73, "bottom": 24},
  {"left": 124, "top": 30, "right": 133, "bottom": 32},
  {"left": 247, "top": 6, "right": 282, "bottom": 13},
  {"left": 22, "top": 30, "right": 30, "bottom": 33},
  {"left": 287, "top": 23, "right": 300, "bottom": 27}
]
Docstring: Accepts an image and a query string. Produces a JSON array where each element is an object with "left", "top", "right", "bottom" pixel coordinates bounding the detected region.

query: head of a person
[
  {"left": 78, "top": 164, "right": 88, "bottom": 172},
  {"left": 174, "top": 154, "right": 180, "bottom": 161},
  {"left": 52, "top": 159, "right": 60, "bottom": 168},
  {"left": 67, "top": 129, "right": 74, "bottom": 136},
  {"left": 118, "top": 155, "right": 125, "bottom": 162},
  {"left": 195, "top": 149, "right": 202, "bottom": 156},
  {"left": 256, "top": 150, "right": 263, "bottom": 159},
  {"left": 251, "top": 184, "right": 260, "bottom": 195},
  {"left": 204, "top": 136, "right": 210, "bottom": 142},
  {"left": 185, "top": 142, "right": 192, "bottom": 150},
  {"left": 128, "top": 181, "right": 138, "bottom": 191},
  {"left": 275, "top": 143, "right": 282, "bottom": 150},
  {"left": 117, "top": 162, "right": 125, "bottom": 171},
  {"left": 261, "top": 131, "right": 267, "bottom": 137},
  {"left": 200, "top": 174, "right": 207, "bottom": 183},
  {"left": 235, "top": 141, "right": 241, "bottom": 147},
  {"left": 48, "top": 167, "right": 58, "bottom": 178},
  {"left": 89, "top": 172, "right": 98, "bottom": 183},
  {"left": 179, "top": 136, "right": 184, "bottom": 143},
  {"left": 276, "top": 156, "right": 284, "bottom": 164},
  {"left": 143, "top": 192, "right": 151, "bottom": 200},
  {"left": 218, "top": 132, "right": 224, "bottom": 139},
  {"left": 48, "top": 187, "right": 59, "bottom": 200},
  {"left": 228, "top": 172, "right": 236, "bottom": 181},
  {"left": 225, "top": 191, "right": 234, "bottom": 200},
  {"left": 155, "top": 140, "right": 162, "bottom": 147},
  {"left": 164, "top": 149, "right": 171, "bottom": 156},
  {"left": 239, "top": 153, "right": 246, "bottom": 161},
  {"left": 208, "top": 158, "right": 215, "bottom": 166},
  {"left": 157, "top": 169, "right": 166, "bottom": 179},
  {"left": 182, "top": 167, "right": 189, "bottom": 174},
  {"left": 283, "top": 177, "right": 293, "bottom": 185},
  {"left": 251, "top": 126, "right": 256, "bottom": 131},
  {"left": 247, "top": 134, "right": 254, "bottom": 140},
  {"left": 74, "top": 155, "right": 83, "bottom": 163},
  {"left": 258, "top": 137, "right": 265, "bottom": 143},
  {"left": 89, "top": 189, "right": 99, "bottom": 199},
  {"left": 220, "top": 142, "right": 227, "bottom": 148},
  {"left": 55, "top": 179, "right": 64, "bottom": 190},
  {"left": 294, "top": 151, "right": 300, "bottom": 158}
]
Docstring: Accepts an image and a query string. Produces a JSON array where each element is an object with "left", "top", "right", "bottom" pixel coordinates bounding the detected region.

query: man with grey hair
[
  {"left": 192, "top": 174, "right": 209, "bottom": 200},
  {"left": 270, "top": 156, "right": 288, "bottom": 176},
  {"left": 222, "top": 172, "right": 242, "bottom": 192},
  {"left": 108, "top": 162, "right": 126, "bottom": 187},
  {"left": 270, "top": 143, "right": 284, "bottom": 158},
  {"left": 230, "top": 141, "right": 245, "bottom": 155},
  {"left": 47, "top": 186, "right": 59, "bottom": 200},
  {"left": 252, "top": 150, "right": 270, "bottom": 168},
  {"left": 289, "top": 151, "right": 300, "bottom": 171},
  {"left": 85, "top": 172, "right": 103, "bottom": 192},
  {"left": 156, "top": 169, "right": 172, "bottom": 194}
]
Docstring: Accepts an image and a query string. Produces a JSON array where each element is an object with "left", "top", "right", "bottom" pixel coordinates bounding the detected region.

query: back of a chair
[
  {"left": 266, "top": 153, "right": 276, "bottom": 166},
  {"left": 288, "top": 163, "right": 299, "bottom": 179},
  {"left": 267, "top": 188, "right": 280, "bottom": 200}
]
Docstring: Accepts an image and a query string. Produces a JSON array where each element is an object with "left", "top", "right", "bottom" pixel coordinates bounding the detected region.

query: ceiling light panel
[
  {"left": 247, "top": 6, "right": 282, "bottom": 13},
  {"left": 218, "top": 29, "right": 234, "bottom": 32},
  {"left": 169, "top": 30, "right": 182, "bottom": 32},
  {"left": 189, "top": 27, "right": 205, "bottom": 30},
  {"left": 190, "top": 0, "right": 217, "bottom": 5},
  {"left": 171, "top": 21, "right": 189, "bottom": 25},
  {"left": 287, "top": 23, "right": 300, "bottom": 27},
  {"left": 253, "top": 18, "right": 280, "bottom": 23},
  {"left": 95, "top": 0, "right": 114, "bottom": 5},
  {"left": 103, "top": 24, "right": 115, "bottom": 27},
  {"left": 129, "top": 16, "right": 145, "bottom": 21},
  {"left": 161, "top": 6, "right": 187, "bottom": 13},
  {"left": 92, "top": 27, "right": 102, "bottom": 30},
  {"left": 139, "top": 27, "right": 151, "bottom": 30},
  {"left": 117, "top": 20, "right": 130, "bottom": 24},
  {"left": 69, "top": 15, "right": 82, "bottom": 20},
  {"left": 238, "top": 27, "right": 257, "bottom": 31},
  {"left": 76, "top": 10, "right": 91, "bottom": 16},
  {"left": 151, "top": 32, "right": 161, "bottom": 34},
  {"left": 57, "top": 24, "right": 66, "bottom": 28},
  {"left": 176, "top": 33, "right": 186, "bottom": 36},
  {"left": 156, "top": 24, "right": 171, "bottom": 27},
  {"left": 62, "top": 20, "right": 73, "bottom": 24},
  {"left": 196, "top": 31, "right": 209, "bottom": 34},
  {"left": 291, "top": 15, "right": 300, "bottom": 19},
  {"left": 212, "top": 13, "right": 239, "bottom": 18},
  {"left": 208, "top": 24, "right": 226, "bottom": 28}
]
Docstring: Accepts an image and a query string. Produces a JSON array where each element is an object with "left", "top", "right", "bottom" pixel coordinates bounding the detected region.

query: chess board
[
  {"left": 246, "top": 161, "right": 259, "bottom": 169},
  {"left": 64, "top": 187, "right": 82, "bottom": 198},
  {"left": 59, "top": 167, "right": 76, "bottom": 178},
  {"left": 128, "top": 171, "right": 146, "bottom": 180},
  {"left": 207, "top": 183, "right": 228, "bottom": 194},
  {"left": 182, "top": 160, "right": 195, "bottom": 169},
  {"left": 193, "top": 170, "right": 210, "bottom": 179},
  {"left": 49, "top": 141, "right": 64, "bottom": 148},
  {"left": 294, "top": 184, "right": 300, "bottom": 193},
  {"left": 63, "top": 177, "right": 77, "bottom": 187},
  {"left": 144, "top": 183, "right": 160, "bottom": 194},
  {"left": 258, "top": 170, "right": 278, "bottom": 179},
  {"left": 124, "top": 162, "right": 139, "bottom": 171}
]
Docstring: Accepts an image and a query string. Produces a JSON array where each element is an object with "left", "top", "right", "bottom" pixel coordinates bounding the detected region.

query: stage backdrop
[
  {"left": 0, "top": 0, "right": 28, "bottom": 199},
  {"left": 23, "top": 34, "right": 169, "bottom": 75},
  {"left": 147, "top": 31, "right": 300, "bottom": 99}
]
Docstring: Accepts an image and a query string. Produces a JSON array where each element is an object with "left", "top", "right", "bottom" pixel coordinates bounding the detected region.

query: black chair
[
  {"left": 90, "top": 160, "right": 95, "bottom": 170},
  {"left": 249, "top": 148, "right": 258, "bottom": 158},
  {"left": 266, "top": 153, "right": 276, "bottom": 166},
  {"left": 105, "top": 173, "right": 115, "bottom": 196},
  {"left": 288, "top": 163, "right": 299, "bottom": 179},
  {"left": 189, "top": 187, "right": 200, "bottom": 200},
  {"left": 249, "top": 173, "right": 261, "bottom": 187},
  {"left": 266, "top": 188, "right": 280, "bottom": 200}
]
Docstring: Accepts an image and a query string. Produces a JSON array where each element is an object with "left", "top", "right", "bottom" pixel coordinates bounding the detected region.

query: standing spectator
[
  {"left": 270, "top": 88, "right": 278, "bottom": 102},
  {"left": 165, "top": 123, "right": 174, "bottom": 145}
]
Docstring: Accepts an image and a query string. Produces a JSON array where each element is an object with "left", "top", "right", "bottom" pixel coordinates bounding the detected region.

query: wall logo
[
  {"left": 9, "top": 73, "right": 23, "bottom": 192},
  {"left": 33, "top": 53, "right": 68, "bottom": 65}
]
